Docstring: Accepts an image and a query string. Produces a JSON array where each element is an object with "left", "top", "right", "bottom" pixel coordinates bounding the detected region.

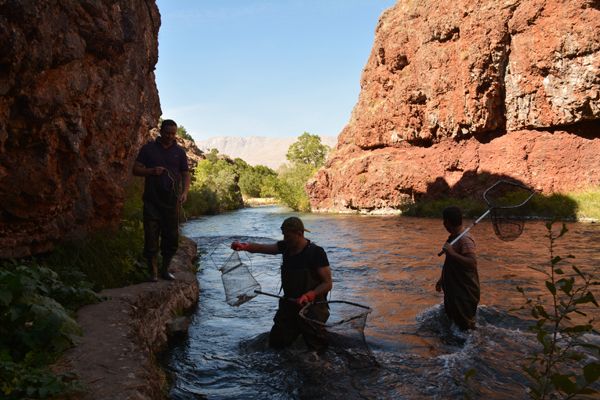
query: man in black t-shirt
[
  {"left": 133, "top": 119, "right": 190, "bottom": 282},
  {"left": 231, "top": 217, "right": 332, "bottom": 351}
]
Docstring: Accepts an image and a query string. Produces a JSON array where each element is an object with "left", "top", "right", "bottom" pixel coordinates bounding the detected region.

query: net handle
[
  {"left": 483, "top": 179, "right": 536, "bottom": 209},
  {"left": 254, "top": 290, "right": 297, "bottom": 303},
  {"left": 437, "top": 209, "right": 490, "bottom": 256},
  {"left": 253, "top": 290, "right": 330, "bottom": 305},
  {"left": 437, "top": 180, "right": 535, "bottom": 256},
  {"left": 299, "top": 300, "right": 372, "bottom": 327}
]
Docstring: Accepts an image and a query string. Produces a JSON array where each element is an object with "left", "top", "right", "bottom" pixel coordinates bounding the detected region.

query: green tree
[
  {"left": 176, "top": 125, "right": 193, "bottom": 141},
  {"left": 205, "top": 148, "right": 220, "bottom": 163},
  {"left": 274, "top": 132, "right": 331, "bottom": 211},
  {"left": 286, "top": 132, "right": 330, "bottom": 168},
  {"left": 239, "top": 164, "right": 278, "bottom": 198},
  {"left": 186, "top": 158, "right": 243, "bottom": 214}
]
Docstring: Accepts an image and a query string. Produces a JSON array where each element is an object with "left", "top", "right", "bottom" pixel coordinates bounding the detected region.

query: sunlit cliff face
[{"left": 307, "top": 0, "right": 600, "bottom": 213}]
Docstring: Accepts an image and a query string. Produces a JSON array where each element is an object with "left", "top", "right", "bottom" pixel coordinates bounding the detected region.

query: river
[{"left": 164, "top": 206, "right": 600, "bottom": 399}]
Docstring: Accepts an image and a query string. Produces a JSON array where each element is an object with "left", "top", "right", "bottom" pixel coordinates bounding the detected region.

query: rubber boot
[
  {"left": 161, "top": 257, "right": 175, "bottom": 281},
  {"left": 148, "top": 256, "right": 158, "bottom": 282}
]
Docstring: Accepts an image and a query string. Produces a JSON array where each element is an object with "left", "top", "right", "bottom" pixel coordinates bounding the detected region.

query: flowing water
[{"left": 164, "top": 206, "right": 600, "bottom": 399}]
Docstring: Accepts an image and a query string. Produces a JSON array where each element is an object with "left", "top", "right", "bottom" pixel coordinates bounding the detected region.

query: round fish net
[
  {"left": 483, "top": 180, "right": 535, "bottom": 242},
  {"left": 218, "top": 251, "right": 261, "bottom": 306},
  {"left": 300, "top": 300, "right": 375, "bottom": 362}
]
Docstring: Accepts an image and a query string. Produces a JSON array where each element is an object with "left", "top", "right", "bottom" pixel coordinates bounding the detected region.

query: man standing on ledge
[
  {"left": 231, "top": 217, "right": 333, "bottom": 352},
  {"left": 133, "top": 119, "right": 190, "bottom": 282}
]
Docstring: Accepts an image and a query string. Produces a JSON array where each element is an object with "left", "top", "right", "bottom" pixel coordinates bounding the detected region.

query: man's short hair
[
  {"left": 160, "top": 119, "right": 177, "bottom": 132},
  {"left": 443, "top": 206, "right": 463, "bottom": 227}
]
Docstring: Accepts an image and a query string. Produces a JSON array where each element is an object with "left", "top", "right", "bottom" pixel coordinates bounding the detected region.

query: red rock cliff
[
  {"left": 0, "top": 1, "right": 161, "bottom": 257},
  {"left": 308, "top": 0, "right": 600, "bottom": 213}
]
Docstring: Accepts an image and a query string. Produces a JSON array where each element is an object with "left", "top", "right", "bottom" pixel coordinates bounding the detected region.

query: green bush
[
  {"left": 401, "top": 186, "right": 600, "bottom": 222},
  {"left": 568, "top": 187, "right": 600, "bottom": 221},
  {"left": 185, "top": 185, "right": 219, "bottom": 215},
  {"left": 516, "top": 222, "right": 600, "bottom": 399},
  {"left": 275, "top": 163, "right": 316, "bottom": 212},
  {"left": 239, "top": 164, "right": 278, "bottom": 198},
  {"left": 187, "top": 158, "right": 243, "bottom": 215},
  {"left": 0, "top": 262, "right": 94, "bottom": 398},
  {"left": 45, "top": 218, "right": 147, "bottom": 291}
]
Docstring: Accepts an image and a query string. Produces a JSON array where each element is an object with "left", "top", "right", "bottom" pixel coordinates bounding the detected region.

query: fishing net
[
  {"left": 300, "top": 300, "right": 374, "bottom": 362},
  {"left": 218, "top": 251, "right": 261, "bottom": 306},
  {"left": 216, "top": 247, "right": 376, "bottom": 360},
  {"left": 483, "top": 180, "right": 535, "bottom": 242}
]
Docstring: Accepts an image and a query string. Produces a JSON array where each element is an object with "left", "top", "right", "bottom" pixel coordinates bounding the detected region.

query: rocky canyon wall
[
  {"left": 0, "top": 1, "right": 161, "bottom": 257},
  {"left": 308, "top": 0, "right": 600, "bottom": 213}
]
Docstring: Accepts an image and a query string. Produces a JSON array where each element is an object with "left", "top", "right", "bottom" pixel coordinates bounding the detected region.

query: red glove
[
  {"left": 231, "top": 241, "right": 250, "bottom": 251},
  {"left": 296, "top": 290, "right": 316, "bottom": 306}
]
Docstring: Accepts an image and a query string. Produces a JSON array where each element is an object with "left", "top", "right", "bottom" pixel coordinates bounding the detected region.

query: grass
[
  {"left": 41, "top": 179, "right": 147, "bottom": 291},
  {"left": 569, "top": 188, "right": 600, "bottom": 221}
]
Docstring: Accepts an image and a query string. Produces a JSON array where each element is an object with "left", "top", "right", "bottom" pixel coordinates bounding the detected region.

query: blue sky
[{"left": 155, "top": 0, "right": 395, "bottom": 141}]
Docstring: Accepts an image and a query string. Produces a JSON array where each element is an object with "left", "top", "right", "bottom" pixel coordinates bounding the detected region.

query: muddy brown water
[{"left": 164, "top": 206, "right": 600, "bottom": 399}]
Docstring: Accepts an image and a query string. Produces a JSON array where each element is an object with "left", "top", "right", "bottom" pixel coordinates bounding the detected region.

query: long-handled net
[
  {"left": 300, "top": 300, "right": 373, "bottom": 355},
  {"left": 438, "top": 180, "right": 535, "bottom": 255},
  {"left": 483, "top": 180, "right": 535, "bottom": 241}
]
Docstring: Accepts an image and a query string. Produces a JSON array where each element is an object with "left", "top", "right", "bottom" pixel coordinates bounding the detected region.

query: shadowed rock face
[
  {"left": 308, "top": 0, "right": 600, "bottom": 213},
  {"left": 0, "top": 1, "right": 161, "bottom": 257}
]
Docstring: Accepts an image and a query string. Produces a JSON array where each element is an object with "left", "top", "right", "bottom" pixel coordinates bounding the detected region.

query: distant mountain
[{"left": 196, "top": 135, "right": 338, "bottom": 169}]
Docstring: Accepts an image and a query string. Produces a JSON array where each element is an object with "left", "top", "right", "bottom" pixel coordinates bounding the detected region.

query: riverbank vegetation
[
  {"left": 182, "top": 132, "right": 330, "bottom": 216},
  {"left": 0, "top": 182, "right": 149, "bottom": 399},
  {"left": 402, "top": 187, "right": 600, "bottom": 222},
  {"left": 515, "top": 222, "right": 599, "bottom": 399}
]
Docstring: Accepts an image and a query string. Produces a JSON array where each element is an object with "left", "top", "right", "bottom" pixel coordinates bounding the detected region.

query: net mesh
[
  {"left": 300, "top": 301, "right": 373, "bottom": 359},
  {"left": 219, "top": 251, "right": 261, "bottom": 306},
  {"left": 490, "top": 208, "right": 525, "bottom": 241},
  {"left": 483, "top": 180, "right": 535, "bottom": 242}
]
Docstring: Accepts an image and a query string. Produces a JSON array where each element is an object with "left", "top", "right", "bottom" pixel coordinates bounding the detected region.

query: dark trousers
[
  {"left": 143, "top": 201, "right": 179, "bottom": 271},
  {"left": 444, "top": 295, "right": 478, "bottom": 331},
  {"left": 269, "top": 301, "right": 329, "bottom": 352}
]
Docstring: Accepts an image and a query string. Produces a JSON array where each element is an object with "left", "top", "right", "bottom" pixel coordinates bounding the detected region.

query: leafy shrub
[
  {"left": 185, "top": 185, "right": 219, "bottom": 215},
  {"left": 0, "top": 262, "right": 94, "bottom": 398},
  {"left": 516, "top": 222, "right": 600, "bottom": 399},
  {"left": 238, "top": 164, "right": 278, "bottom": 198},
  {"left": 187, "top": 158, "right": 243, "bottom": 215},
  {"left": 274, "top": 163, "right": 316, "bottom": 212},
  {"left": 44, "top": 217, "right": 147, "bottom": 291}
]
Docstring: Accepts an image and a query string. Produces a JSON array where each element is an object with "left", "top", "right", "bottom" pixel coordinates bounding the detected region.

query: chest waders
[{"left": 269, "top": 243, "right": 330, "bottom": 351}]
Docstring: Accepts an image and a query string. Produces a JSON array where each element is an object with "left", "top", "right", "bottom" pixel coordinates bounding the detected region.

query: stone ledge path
[{"left": 55, "top": 237, "right": 199, "bottom": 400}]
